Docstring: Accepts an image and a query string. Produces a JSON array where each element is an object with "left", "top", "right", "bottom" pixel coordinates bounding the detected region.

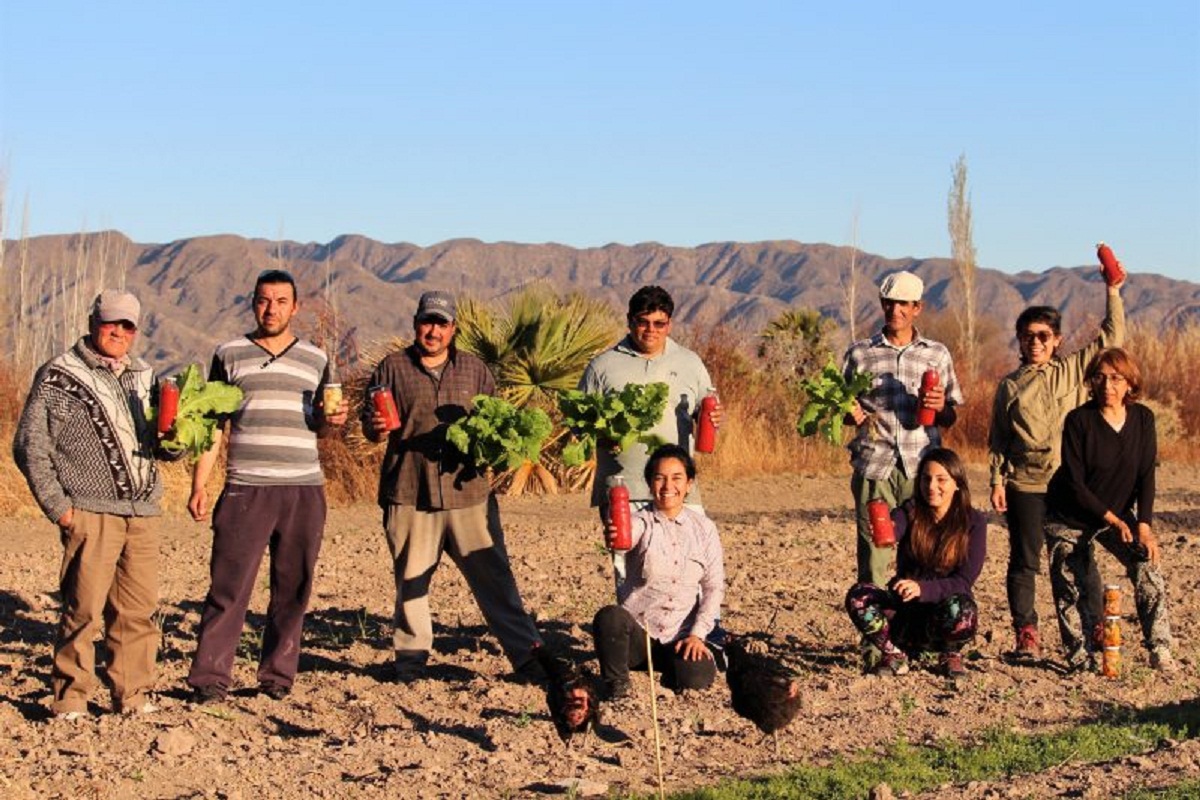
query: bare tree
[
  {"left": 839, "top": 208, "right": 861, "bottom": 344},
  {"left": 947, "top": 153, "right": 978, "bottom": 379}
]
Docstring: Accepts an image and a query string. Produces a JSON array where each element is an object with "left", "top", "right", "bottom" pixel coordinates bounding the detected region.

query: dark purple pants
[{"left": 187, "top": 484, "right": 326, "bottom": 691}]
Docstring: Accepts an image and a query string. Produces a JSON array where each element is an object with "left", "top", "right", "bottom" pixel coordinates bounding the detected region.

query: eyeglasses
[
  {"left": 99, "top": 320, "right": 137, "bottom": 333},
  {"left": 632, "top": 317, "right": 670, "bottom": 331},
  {"left": 1092, "top": 372, "right": 1127, "bottom": 386},
  {"left": 1018, "top": 330, "right": 1055, "bottom": 344}
]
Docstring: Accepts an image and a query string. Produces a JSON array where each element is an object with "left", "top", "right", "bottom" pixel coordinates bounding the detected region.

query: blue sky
[{"left": 2, "top": 2, "right": 1197, "bottom": 281}]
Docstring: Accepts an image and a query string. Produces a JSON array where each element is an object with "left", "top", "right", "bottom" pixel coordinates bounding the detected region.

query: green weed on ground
[
  {"left": 662, "top": 711, "right": 1197, "bottom": 800},
  {"left": 1124, "top": 780, "right": 1200, "bottom": 799}
]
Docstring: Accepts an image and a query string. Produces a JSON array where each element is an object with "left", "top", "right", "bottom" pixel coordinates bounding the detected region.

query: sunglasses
[
  {"left": 1018, "top": 330, "right": 1054, "bottom": 344},
  {"left": 1091, "top": 372, "right": 1127, "bottom": 386},
  {"left": 632, "top": 317, "right": 670, "bottom": 331},
  {"left": 99, "top": 320, "right": 138, "bottom": 332}
]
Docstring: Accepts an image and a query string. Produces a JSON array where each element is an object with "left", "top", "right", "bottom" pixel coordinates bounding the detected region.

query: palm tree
[
  {"left": 455, "top": 284, "right": 623, "bottom": 494},
  {"left": 457, "top": 285, "right": 622, "bottom": 410}
]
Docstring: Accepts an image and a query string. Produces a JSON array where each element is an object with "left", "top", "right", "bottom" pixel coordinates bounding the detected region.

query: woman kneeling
[
  {"left": 593, "top": 445, "right": 725, "bottom": 700},
  {"left": 846, "top": 448, "right": 987, "bottom": 677}
]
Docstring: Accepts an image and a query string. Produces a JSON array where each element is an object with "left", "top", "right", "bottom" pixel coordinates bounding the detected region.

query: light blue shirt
[{"left": 579, "top": 335, "right": 713, "bottom": 505}]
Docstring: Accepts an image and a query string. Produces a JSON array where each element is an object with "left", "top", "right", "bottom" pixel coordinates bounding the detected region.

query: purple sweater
[{"left": 889, "top": 505, "right": 988, "bottom": 604}]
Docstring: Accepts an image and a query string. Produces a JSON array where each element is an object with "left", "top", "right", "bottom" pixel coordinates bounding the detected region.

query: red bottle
[
  {"left": 157, "top": 379, "right": 180, "bottom": 434},
  {"left": 916, "top": 369, "right": 939, "bottom": 427},
  {"left": 370, "top": 386, "right": 402, "bottom": 432},
  {"left": 1096, "top": 242, "right": 1126, "bottom": 287},
  {"left": 695, "top": 388, "right": 718, "bottom": 454},
  {"left": 867, "top": 499, "right": 895, "bottom": 548},
  {"left": 607, "top": 475, "right": 632, "bottom": 552}
]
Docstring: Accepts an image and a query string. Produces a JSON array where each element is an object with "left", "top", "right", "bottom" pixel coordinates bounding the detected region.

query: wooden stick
[{"left": 645, "top": 628, "right": 665, "bottom": 799}]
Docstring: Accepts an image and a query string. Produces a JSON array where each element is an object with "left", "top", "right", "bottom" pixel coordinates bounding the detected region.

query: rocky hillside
[{"left": 6, "top": 231, "right": 1197, "bottom": 370}]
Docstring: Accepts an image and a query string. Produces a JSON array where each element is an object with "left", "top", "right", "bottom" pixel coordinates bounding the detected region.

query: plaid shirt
[
  {"left": 842, "top": 329, "right": 963, "bottom": 481},
  {"left": 364, "top": 345, "right": 494, "bottom": 510}
]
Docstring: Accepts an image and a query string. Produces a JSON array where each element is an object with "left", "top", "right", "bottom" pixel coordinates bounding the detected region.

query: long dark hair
[{"left": 904, "top": 448, "right": 973, "bottom": 576}]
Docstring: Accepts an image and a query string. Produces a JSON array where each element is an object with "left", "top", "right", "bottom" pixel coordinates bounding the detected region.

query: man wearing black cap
[
  {"left": 14, "top": 290, "right": 168, "bottom": 719},
  {"left": 362, "top": 290, "right": 543, "bottom": 681}
]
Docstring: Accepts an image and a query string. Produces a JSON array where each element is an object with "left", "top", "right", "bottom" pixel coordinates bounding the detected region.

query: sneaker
[
  {"left": 1150, "top": 647, "right": 1179, "bottom": 673},
  {"left": 1064, "top": 649, "right": 1099, "bottom": 675},
  {"left": 603, "top": 679, "right": 632, "bottom": 700},
  {"left": 938, "top": 651, "right": 966, "bottom": 678},
  {"left": 860, "top": 641, "right": 883, "bottom": 674},
  {"left": 393, "top": 653, "right": 429, "bottom": 683},
  {"left": 872, "top": 653, "right": 909, "bottom": 677},
  {"left": 191, "top": 685, "right": 227, "bottom": 705},
  {"left": 1010, "top": 624, "right": 1041, "bottom": 662},
  {"left": 259, "top": 683, "right": 291, "bottom": 700},
  {"left": 52, "top": 710, "right": 87, "bottom": 722}
]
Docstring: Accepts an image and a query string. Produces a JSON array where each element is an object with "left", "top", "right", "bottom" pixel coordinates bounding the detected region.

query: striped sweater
[
  {"left": 13, "top": 338, "right": 163, "bottom": 523},
  {"left": 209, "top": 336, "right": 330, "bottom": 486}
]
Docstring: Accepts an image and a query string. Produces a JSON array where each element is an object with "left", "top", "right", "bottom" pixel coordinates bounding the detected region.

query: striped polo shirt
[{"left": 209, "top": 336, "right": 329, "bottom": 486}]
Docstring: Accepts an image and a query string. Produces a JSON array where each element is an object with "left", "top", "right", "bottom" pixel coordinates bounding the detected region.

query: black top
[{"left": 1046, "top": 401, "right": 1156, "bottom": 530}]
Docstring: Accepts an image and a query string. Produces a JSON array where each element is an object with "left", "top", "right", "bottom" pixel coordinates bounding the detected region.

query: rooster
[
  {"left": 534, "top": 646, "right": 601, "bottom": 746},
  {"left": 725, "top": 635, "right": 803, "bottom": 756}
]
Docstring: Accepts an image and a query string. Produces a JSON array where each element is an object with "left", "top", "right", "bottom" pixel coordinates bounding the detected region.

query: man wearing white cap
[
  {"left": 843, "top": 271, "right": 963, "bottom": 590},
  {"left": 14, "top": 290, "right": 167, "bottom": 719}
]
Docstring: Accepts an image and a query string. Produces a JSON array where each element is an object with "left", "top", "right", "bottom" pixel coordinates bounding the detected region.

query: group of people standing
[
  {"left": 12, "top": 263, "right": 1176, "bottom": 721},
  {"left": 843, "top": 266, "right": 1175, "bottom": 679}
]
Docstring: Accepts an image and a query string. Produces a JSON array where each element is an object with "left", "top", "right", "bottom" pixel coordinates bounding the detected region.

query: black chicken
[
  {"left": 534, "top": 647, "right": 601, "bottom": 746},
  {"left": 725, "top": 636, "right": 803, "bottom": 756}
]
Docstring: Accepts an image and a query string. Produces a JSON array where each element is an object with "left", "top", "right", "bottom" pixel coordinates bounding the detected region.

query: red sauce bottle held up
[
  {"left": 607, "top": 475, "right": 632, "bottom": 552},
  {"left": 1096, "top": 242, "right": 1126, "bottom": 287},
  {"left": 695, "top": 387, "right": 718, "bottom": 454},
  {"left": 916, "top": 369, "right": 939, "bottom": 427}
]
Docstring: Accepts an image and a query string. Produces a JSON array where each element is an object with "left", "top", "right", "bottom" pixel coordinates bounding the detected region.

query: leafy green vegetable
[
  {"left": 795, "top": 359, "right": 874, "bottom": 444},
  {"left": 157, "top": 364, "right": 244, "bottom": 461},
  {"left": 445, "top": 394, "right": 554, "bottom": 470},
  {"left": 557, "top": 382, "right": 670, "bottom": 467}
]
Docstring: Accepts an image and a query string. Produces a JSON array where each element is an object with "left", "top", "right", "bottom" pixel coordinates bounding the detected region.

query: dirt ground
[{"left": 1, "top": 465, "right": 1198, "bottom": 800}]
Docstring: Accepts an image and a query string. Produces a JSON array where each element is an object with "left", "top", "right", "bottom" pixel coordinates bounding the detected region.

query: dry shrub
[
  {"left": 1126, "top": 322, "right": 1200, "bottom": 460},
  {"left": 688, "top": 326, "right": 846, "bottom": 478}
]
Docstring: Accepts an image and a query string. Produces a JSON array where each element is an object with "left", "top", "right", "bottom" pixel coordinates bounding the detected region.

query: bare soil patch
[{"left": 2, "top": 465, "right": 1197, "bottom": 799}]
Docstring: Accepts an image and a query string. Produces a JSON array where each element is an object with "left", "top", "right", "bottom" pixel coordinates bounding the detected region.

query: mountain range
[{"left": 6, "top": 231, "right": 1198, "bottom": 371}]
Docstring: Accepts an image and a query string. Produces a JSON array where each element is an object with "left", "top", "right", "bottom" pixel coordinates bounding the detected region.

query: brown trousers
[
  {"left": 384, "top": 496, "right": 541, "bottom": 669},
  {"left": 54, "top": 510, "right": 158, "bottom": 714}
]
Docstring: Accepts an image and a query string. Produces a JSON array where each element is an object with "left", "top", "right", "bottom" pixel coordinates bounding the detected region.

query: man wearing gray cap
[
  {"left": 843, "top": 271, "right": 963, "bottom": 593},
  {"left": 362, "top": 290, "right": 543, "bottom": 682},
  {"left": 14, "top": 290, "right": 168, "bottom": 719}
]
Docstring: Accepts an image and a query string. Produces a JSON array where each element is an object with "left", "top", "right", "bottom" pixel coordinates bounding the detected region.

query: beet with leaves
[{"left": 534, "top": 647, "right": 600, "bottom": 744}]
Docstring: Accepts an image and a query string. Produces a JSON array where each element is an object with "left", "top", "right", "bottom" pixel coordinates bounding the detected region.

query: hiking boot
[
  {"left": 872, "top": 653, "right": 909, "bottom": 677},
  {"left": 259, "top": 683, "right": 291, "bottom": 700},
  {"left": 1150, "top": 647, "right": 1179, "bottom": 674},
  {"left": 603, "top": 679, "right": 632, "bottom": 700},
  {"left": 938, "top": 651, "right": 966, "bottom": 678},
  {"left": 1009, "top": 624, "right": 1041, "bottom": 663},
  {"left": 191, "top": 685, "right": 227, "bottom": 705}
]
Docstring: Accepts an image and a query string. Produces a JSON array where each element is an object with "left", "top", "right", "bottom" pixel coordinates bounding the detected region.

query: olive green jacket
[{"left": 988, "top": 289, "right": 1125, "bottom": 493}]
